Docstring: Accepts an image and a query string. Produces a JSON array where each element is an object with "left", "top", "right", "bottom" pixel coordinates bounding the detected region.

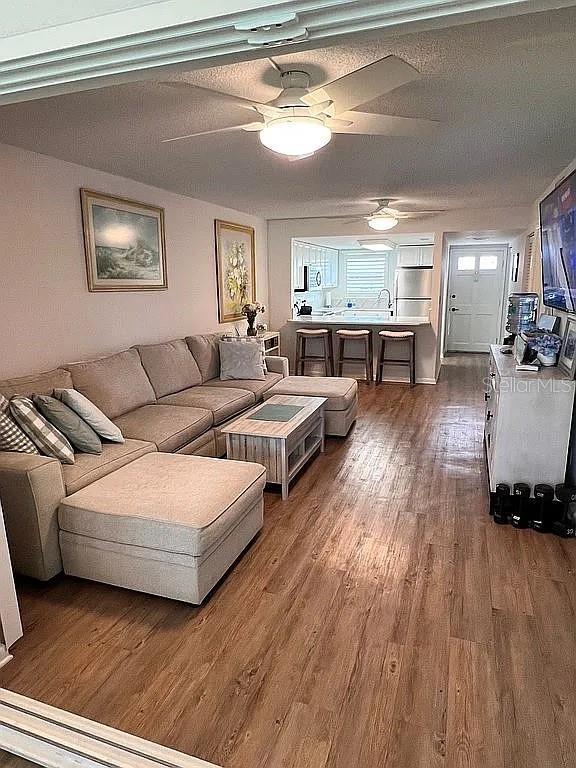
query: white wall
[
  {"left": 269, "top": 207, "right": 532, "bottom": 381},
  {"left": 0, "top": 142, "right": 268, "bottom": 378}
]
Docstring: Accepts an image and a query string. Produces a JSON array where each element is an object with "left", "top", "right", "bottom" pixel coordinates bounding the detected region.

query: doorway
[{"left": 445, "top": 245, "right": 508, "bottom": 352}]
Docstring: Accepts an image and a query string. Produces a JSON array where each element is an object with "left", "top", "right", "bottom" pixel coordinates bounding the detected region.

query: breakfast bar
[{"left": 283, "top": 313, "right": 436, "bottom": 384}]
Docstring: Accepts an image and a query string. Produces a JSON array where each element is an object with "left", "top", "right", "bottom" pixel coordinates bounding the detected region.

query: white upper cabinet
[
  {"left": 397, "top": 246, "right": 434, "bottom": 267},
  {"left": 292, "top": 241, "right": 339, "bottom": 290}
]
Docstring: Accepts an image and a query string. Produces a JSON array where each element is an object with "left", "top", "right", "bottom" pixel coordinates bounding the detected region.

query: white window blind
[{"left": 345, "top": 254, "right": 389, "bottom": 295}]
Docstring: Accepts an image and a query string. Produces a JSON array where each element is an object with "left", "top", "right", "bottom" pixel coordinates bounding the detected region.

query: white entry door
[{"left": 446, "top": 246, "right": 508, "bottom": 352}]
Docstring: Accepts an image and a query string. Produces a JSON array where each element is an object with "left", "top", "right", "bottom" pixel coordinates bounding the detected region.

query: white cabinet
[
  {"left": 397, "top": 246, "right": 434, "bottom": 267},
  {"left": 292, "top": 241, "right": 338, "bottom": 291},
  {"left": 485, "top": 346, "right": 575, "bottom": 491}
]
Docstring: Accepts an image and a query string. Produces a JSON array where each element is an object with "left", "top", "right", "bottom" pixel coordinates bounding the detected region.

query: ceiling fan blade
[
  {"left": 304, "top": 55, "right": 419, "bottom": 115},
  {"left": 157, "top": 81, "right": 260, "bottom": 112},
  {"left": 254, "top": 104, "right": 285, "bottom": 118},
  {"left": 325, "top": 117, "right": 354, "bottom": 130},
  {"left": 330, "top": 112, "right": 440, "bottom": 136},
  {"left": 161, "top": 122, "right": 263, "bottom": 143},
  {"left": 242, "top": 122, "right": 266, "bottom": 132},
  {"left": 307, "top": 100, "right": 333, "bottom": 116},
  {"left": 288, "top": 153, "right": 316, "bottom": 162}
]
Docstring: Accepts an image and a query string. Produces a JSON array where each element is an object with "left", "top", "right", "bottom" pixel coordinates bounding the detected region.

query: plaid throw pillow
[
  {"left": 10, "top": 396, "right": 75, "bottom": 464},
  {"left": 0, "top": 394, "right": 39, "bottom": 455}
]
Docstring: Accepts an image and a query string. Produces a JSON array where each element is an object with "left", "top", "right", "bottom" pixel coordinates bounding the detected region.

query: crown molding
[{"left": 0, "top": 0, "right": 574, "bottom": 105}]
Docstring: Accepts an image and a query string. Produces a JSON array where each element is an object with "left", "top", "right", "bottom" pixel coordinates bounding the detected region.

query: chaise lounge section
[{"left": 59, "top": 453, "right": 266, "bottom": 604}]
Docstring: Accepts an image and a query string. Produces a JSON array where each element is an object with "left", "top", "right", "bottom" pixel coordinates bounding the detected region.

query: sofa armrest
[
  {"left": 0, "top": 453, "right": 65, "bottom": 580},
  {"left": 266, "top": 356, "right": 289, "bottom": 377}
]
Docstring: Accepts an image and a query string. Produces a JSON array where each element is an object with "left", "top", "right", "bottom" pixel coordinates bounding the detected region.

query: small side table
[{"left": 229, "top": 331, "right": 280, "bottom": 355}]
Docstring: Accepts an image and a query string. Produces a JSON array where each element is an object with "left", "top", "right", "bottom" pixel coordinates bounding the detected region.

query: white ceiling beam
[{"left": 0, "top": 0, "right": 575, "bottom": 105}]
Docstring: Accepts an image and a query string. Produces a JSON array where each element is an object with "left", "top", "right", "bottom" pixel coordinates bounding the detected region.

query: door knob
[{"left": 450, "top": 307, "right": 459, "bottom": 312}]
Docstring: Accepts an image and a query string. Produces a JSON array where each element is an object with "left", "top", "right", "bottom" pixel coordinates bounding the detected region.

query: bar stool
[
  {"left": 376, "top": 330, "right": 416, "bottom": 386},
  {"left": 295, "top": 328, "right": 334, "bottom": 376},
  {"left": 336, "top": 329, "right": 373, "bottom": 381}
]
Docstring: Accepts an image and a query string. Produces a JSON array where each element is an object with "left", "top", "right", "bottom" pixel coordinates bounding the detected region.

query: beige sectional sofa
[{"left": 0, "top": 333, "right": 288, "bottom": 581}]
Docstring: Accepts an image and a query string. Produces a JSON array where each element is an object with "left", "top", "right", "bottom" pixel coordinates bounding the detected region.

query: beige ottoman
[
  {"left": 264, "top": 375, "right": 358, "bottom": 436},
  {"left": 58, "top": 453, "right": 266, "bottom": 604}
]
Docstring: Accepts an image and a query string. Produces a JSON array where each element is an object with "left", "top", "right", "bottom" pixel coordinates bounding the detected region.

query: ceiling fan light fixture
[
  {"left": 368, "top": 215, "right": 398, "bottom": 231},
  {"left": 259, "top": 116, "right": 331, "bottom": 157}
]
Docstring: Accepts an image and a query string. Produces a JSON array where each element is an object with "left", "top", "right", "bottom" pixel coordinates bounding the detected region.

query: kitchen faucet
[{"left": 376, "top": 288, "right": 393, "bottom": 309}]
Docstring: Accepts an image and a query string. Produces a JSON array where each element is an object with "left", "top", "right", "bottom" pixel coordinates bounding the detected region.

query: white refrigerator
[{"left": 394, "top": 266, "right": 433, "bottom": 317}]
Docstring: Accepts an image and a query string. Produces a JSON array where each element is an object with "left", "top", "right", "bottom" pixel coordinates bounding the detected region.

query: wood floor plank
[
  {"left": 529, "top": 575, "right": 576, "bottom": 767},
  {"left": 485, "top": 523, "right": 534, "bottom": 616},
  {"left": 492, "top": 608, "right": 565, "bottom": 768},
  {"left": 1, "top": 354, "right": 575, "bottom": 768},
  {"left": 451, "top": 522, "right": 494, "bottom": 644},
  {"left": 446, "top": 638, "right": 504, "bottom": 768}
]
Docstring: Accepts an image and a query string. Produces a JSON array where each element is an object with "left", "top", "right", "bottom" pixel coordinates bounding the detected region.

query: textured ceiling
[{"left": 0, "top": 7, "right": 574, "bottom": 218}]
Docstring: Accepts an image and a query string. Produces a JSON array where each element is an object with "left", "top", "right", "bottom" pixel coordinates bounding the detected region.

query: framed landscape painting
[
  {"left": 80, "top": 189, "right": 167, "bottom": 291},
  {"left": 214, "top": 219, "right": 256, "bottom": 323}
]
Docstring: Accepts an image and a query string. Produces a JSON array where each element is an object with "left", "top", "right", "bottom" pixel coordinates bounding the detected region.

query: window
[
  {"left": 479, "top": 254, "right": 498, "bottom": 270},
  {"left": 457, "top": 255, "right": 476, "bottom": 271},
  {"left": 345, "top": 254, "right": 389, "bottom": 295}
]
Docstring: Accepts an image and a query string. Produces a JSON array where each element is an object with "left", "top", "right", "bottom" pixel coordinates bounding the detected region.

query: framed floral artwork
[{"left": 214, "top": 220, "right": 256, "bottom": 323}]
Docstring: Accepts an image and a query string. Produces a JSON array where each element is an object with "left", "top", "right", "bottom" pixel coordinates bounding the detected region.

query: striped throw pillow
[
  {"left": 0, "top": 394, "right": 40, "bottom": 455},
  {"left": 10, "top": 396, "right": 75, "bottom": 465}
]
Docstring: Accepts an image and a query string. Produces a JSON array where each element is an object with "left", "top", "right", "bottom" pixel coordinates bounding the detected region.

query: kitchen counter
[
  {"left": 287, "top": 315, "right": 430, "bottom": 326},
  {"left": 282, "top": 313, "right": 437, "bottom": 384}
]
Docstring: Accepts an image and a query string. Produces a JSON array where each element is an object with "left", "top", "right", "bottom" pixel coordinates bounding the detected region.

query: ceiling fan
[
  {"left": 292, "top": 199, "right": 444, "bottom": 230},
  {"left": 161, "top": 55, "right": 438, "bottom": 160}
]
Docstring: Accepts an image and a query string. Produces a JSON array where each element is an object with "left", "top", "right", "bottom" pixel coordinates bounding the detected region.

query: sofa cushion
[
  {"left": 66, "top": 349, "right": 156, "bottom": 419},
  {"left": 62, "top": 439, "right": 157, "bottom": 495},
  {"left": 58, "top": 453, "right": 266, "bottom": 557},
  {"left": 136, "top": 340, "right": 202, "bottom": 398},
  {"left": 186, "top": 334, "right": 224, "bottom": 383},
  {"left": 203, "top": 372, "right": 283, "bottom": 401},
  {"left": 158, "top": 386, "right": 254, "bottom": 425},
  {"left": 113, "top": 405, "right": 213, "bottom": 453},
  {"left": 0, "top": 368, "right": 72, "bottom": 399},
  {"left": 264, "top": 375, "right": 358, "bottom": 411}
]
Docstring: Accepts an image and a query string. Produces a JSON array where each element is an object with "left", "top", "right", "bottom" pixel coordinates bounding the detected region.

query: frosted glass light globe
[
  {"left": 368, "top": 216, "right": 398, "bottom": 231},
  {"left": 259, "top": 116, "right": 332, "bottom": 157}
]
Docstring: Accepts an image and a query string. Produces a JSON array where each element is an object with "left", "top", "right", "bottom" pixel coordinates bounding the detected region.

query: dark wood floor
[{"left": 2, "top": 354, "right": 576, "bottom": 768}]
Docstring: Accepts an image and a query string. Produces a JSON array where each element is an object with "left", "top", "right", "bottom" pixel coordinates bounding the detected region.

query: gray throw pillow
[
  {"left": 219, "top": 340, "right": 265, "bottom": 381},
  {"left": 53, "top": 389, "right": 124, "bottom": 443},
  {"left": 33, "top": 395, "right": 102, "bottom": 455}
]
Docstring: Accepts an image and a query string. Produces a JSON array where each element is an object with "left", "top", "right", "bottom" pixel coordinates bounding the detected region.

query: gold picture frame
[
  {"left": 80, "top": 189, "right": 167, "bottom": 292},
  {"left": 214, "top": 219, "right": 256, "bottom": 323}
]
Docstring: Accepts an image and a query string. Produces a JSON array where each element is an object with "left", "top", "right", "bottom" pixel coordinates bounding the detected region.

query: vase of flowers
[{"left": 242, "top": 302, "right": 265, "bottom": 336}]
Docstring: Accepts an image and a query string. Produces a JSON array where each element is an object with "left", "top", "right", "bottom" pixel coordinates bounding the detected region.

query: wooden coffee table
[{"left": 222, "top": 395, "right": 326, "bottom": 500}]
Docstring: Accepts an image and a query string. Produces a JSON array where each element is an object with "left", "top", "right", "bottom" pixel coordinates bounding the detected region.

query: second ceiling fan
[{"left": 162, "top": 55, "right": 438, "bottom": 160}]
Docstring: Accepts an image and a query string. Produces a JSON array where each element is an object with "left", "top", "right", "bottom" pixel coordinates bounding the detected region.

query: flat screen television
[{"left": 540, "top": 167, "right": 576, "bottom": 313}]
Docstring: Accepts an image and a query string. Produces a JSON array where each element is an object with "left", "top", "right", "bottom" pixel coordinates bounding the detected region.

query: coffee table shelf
[{"left": 222, "top": 395, "right": 326, "bottom": 500}]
